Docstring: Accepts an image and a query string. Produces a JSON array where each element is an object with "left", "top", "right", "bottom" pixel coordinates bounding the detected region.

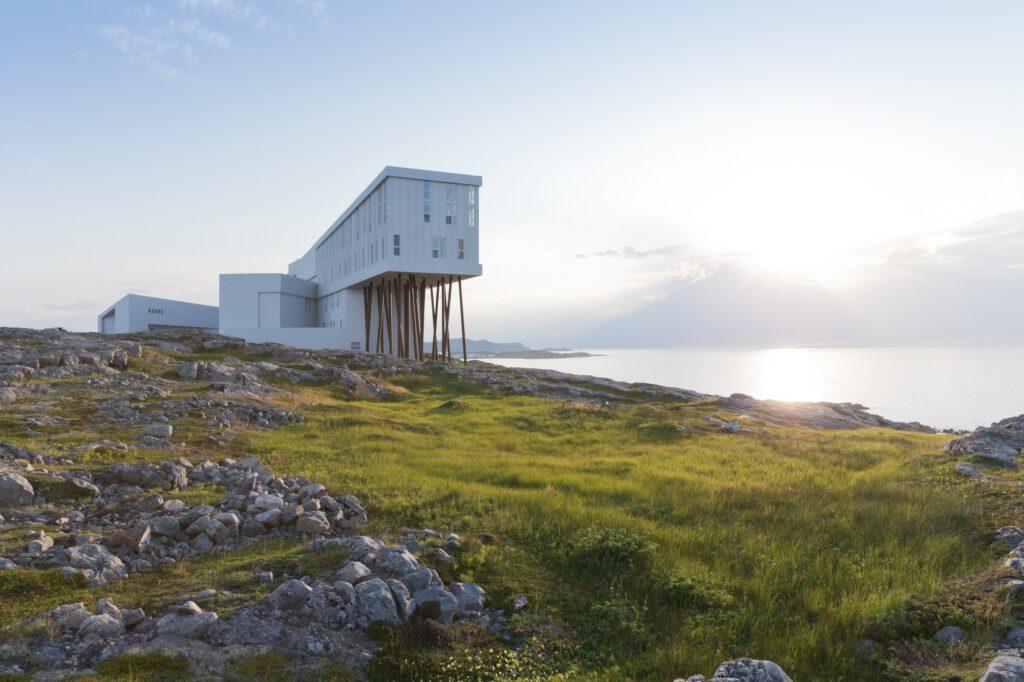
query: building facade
[
  {"left": 98, "top": 167, "right": 482, "bottom": 359},
  {"left": 97, "top": 295, "right": 219, "bottom": 335}
]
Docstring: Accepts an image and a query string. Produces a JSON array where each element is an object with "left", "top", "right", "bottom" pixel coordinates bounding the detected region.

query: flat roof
[{"left": 293, "top": 166, "right": 483, "bottom": 267}]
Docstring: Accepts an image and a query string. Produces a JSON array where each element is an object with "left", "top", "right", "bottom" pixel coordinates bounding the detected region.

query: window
[
  {"left": 393, "top": 234, "right": 400, "bottom": 256},
  {"left": 445, "top": 184, "right": 455, "bottom": 224},
  {"left": 467, "top": 187, "right": 476, "bottom": 227},
  {"left": 423, "top": 180, "right": 431, "bottom": 222},
  {"left": 458, "top": 238, "right": 465, "bottom": 260},
  {"left": 432, "top": 237, "right": 447, "bottom": 259},
  {"left": 147, "top": 308, "right": 164, "bottom": 315},
  {"left": 351, "top": 342, "right": 361, "bottom": 351}
]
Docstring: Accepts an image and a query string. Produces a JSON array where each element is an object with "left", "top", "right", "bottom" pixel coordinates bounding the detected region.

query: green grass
[
  {"left": 246, "top": 369, "right": 1010, "bottom": 680},
  {"left": 0, "top": 361, "right": 1016, "bottom": 680}
]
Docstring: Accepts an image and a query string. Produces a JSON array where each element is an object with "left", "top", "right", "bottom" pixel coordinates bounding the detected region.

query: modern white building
[
  {"left": 99, "top": 167, "right": 482, "bottom": 360},
  {"left": 97, "top": 294, "right": 219, "bottom": 335}
]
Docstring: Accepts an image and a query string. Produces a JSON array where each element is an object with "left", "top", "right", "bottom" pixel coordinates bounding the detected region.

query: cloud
[
  {"left": 100, "top": 0, "right": 328, "bottom": 79},
  {"left": 172, "top": 18, "right": 231, "bottom": 48},
  {"left": 100, "top": 24, "right": 189, "bottom": 80},
  {"left": 576, "top": 245, "right": 682, "bottom": 259},
  {"left": 573, "top": 210, "right": 1024, "bottom": 348}
]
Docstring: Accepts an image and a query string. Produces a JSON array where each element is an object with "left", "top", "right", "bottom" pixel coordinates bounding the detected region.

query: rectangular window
[
  {"left": 393, "top": 234, "right": 400, "bottom": 256},
  {"left": 467, "top": 187, "right": 477, "bottom": 227},
  {"left": 458, "top": 238, "right": 465, "bottom": 260},
  {"left": 424, "top": 211, "right": 430, "bottom": 222},
  {"left": 432, "top": 237, "right": 447, "bottom": 259}
]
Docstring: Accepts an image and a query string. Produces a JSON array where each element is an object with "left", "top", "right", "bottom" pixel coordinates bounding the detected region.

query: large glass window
[
  {"left": 393, "top": 234, "right": 400, "bottom": 256},
  {"left": 432, "top": 237, "right": 447, "bottom": 259},
  {"left": 458, "top": 238, "right": 465, "bottom": 260},
  {"left": 467, "top": 187, "right": 476, "bottom": 227}
]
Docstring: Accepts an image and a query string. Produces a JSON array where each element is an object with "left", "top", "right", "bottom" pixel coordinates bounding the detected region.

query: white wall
[
  {"left": 219, "top": 326, "right": 356, "bottom": 351},
  {"left": 97, "top": 294, "right": 218, "bottom": 333},
  {"left": 219, "top": 274, "right": 318, "bottom": 331}
]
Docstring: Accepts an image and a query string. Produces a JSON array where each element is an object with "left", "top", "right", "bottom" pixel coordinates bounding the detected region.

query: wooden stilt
[
  {"left": 384, "top": 279, "right": 393, "bottom": 356},
  {"left": 419, "top": 278, "right": 427, "bottom": 361},
  {"left": 362, "top": 285, "right": 371, "bottom": 353},
  {"left": 401, "top": 276, "right": 413, "bottom": 360},
  {"left": 378, "top": 283, "right": 386, "bottom": 353},
  {"left": 458, "top": 276, "right": 467, "bottom": 364},
  {"left": 441, "top": 277, "right": 452, "bottom": 362},
  {"left": 404, "top": 277, "right": 412, "bottom": 359},
  {"left": 395, "top": 275, "right": 404, "bottom": 358},
  {"left": 430, "top": 282, "right": 439, "bottom": 360}
]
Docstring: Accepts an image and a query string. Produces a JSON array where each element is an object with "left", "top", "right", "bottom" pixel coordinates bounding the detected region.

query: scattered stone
[
  {"left": 980, "top": 655, "right": 1024, "bottom": 682},
  {"left": 78, "top": 613, "right": 124, "bottom": 639},
  {"left": 144, "top": 424, "right": 174, "bottom": 439},
  {"left": 337, "top": 561, "right": 372, "bottom": 585},
  {"left": 27, "top": 533, "right": 53, "bottom": 554},
  {"left": 933, "top": 625, "right": 965, "bottom": 644},
  {"left": 997, "top": 527, "right": 1024, "bottom": 548},
  {"left": 449, "top": 581, "right": 486, "bottom": 614},
  {"left": 412, "top": 585, "right": 458, "bottom": 623},
  {"left": 684, "top": 658, "right": 793, "bottom": 682},
  {"left": 155, "top": 601, "right": 218, "bottom": 639},
  {"left": 0, "top": 472, "right": 34, "bottom": 506},
  {"left": 268, "top": 579, "right": 313, "bottom": 611},
  {"left": 355, "top": 577, "right": 399, "bottom": 625}
]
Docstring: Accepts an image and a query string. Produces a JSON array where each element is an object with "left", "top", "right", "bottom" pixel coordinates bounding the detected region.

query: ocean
[{"left": 486, "top": 347, "right": 1024, "bottom": 430}]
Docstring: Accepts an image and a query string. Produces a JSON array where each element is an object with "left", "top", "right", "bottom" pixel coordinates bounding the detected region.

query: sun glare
[{"left": 753, "top": 348, "right": 823, "bottom": 402}]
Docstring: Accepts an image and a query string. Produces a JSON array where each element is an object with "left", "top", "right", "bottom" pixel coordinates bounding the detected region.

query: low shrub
[
  {"left": 657, "top": 571, "right": 733, "bottom": 611},
  {"left": 585, "top": 596, "right": 649, "bottom": 651},
  {"left": 570, "top": 527, "right": 656, "bottom": 574}
]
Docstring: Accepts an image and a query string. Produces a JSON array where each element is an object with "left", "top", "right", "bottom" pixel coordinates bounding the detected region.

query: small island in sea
[{"left": 425, "top": 337, "right": 598, "bottom": 360}]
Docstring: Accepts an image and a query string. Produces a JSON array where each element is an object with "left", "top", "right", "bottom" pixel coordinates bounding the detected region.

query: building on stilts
[{"left": 98, "top": 167, "right": 482, "bottom": 363}]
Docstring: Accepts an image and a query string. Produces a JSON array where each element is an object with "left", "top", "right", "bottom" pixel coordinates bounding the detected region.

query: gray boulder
[
  {"left": 355, "top": 577, "right": 399, "bottom": 625},
  {"left": 150, "top": 516, "right": 182, "bottom": 538},
  {"left": 49, "top": 603, "right": 91, "bottom": 632},
  {"left": 337, "top": 561, "right": 372, "bottom": 585},
  {"left": 708, "top": 658, "right": 793, "bottom": 681},
  {"left": 387, "top": 578, "right": 414, "bottom": 621},
  {"left": 295, "top": 511, "right": 331, "bottom": 535},
  {"left": 412, "top": 585, "right": 458, "bottom": 623},
  {"left": 144, "top": 423, "right": 173, "bottom": 439},
  {"left": 377, "top": 547, "right": 419, "bottom": 576},
  {"left": 997, "top": 527, "right": 1024, "bottom": 548},
  {"left": 980, "top": 656, "right": 1024, "bottom": 682},
  {"left": 78, "top": 613, "right": 124, "bottom": 639},
  {"left": 0, "top": 472, "right": 34, "bottom": 506},
  {"left": 27, "top": 533, "right": 54, "bottom": 554},
  {"left": 66, "top": 543, "right": 127, "bottom": 584},
  {"left": 449, "top": 581, "right": 486, "bottom": 614},
  {"left": 268, "top": 579, "right": 312, "bottom": 611},
  {"left": 155, "top": 601, "right": 218, "bottom": 639},
  {"left": 933, "top": 625, "right": 965, "bottom": 644},
  {"left": 400, "top": 567, "right": 443, "bottom": 594}
]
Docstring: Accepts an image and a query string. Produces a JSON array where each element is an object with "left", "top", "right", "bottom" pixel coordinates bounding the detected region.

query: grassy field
[
  {"left": 2, "top": 361, "right": 1019, "bottom": 680},
  {"left": 245, "top": 370, "right": 1014, "bottom": 680}
]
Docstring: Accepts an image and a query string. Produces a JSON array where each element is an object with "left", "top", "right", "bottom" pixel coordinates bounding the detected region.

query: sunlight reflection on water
[{"left": 488, "top": 347, "right": 1024, "bottom": 429}]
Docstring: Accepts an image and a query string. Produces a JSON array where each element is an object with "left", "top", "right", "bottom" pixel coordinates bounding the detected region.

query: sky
[{"left": 2, "top": 1, "right": 1023, "bottom": 348}]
